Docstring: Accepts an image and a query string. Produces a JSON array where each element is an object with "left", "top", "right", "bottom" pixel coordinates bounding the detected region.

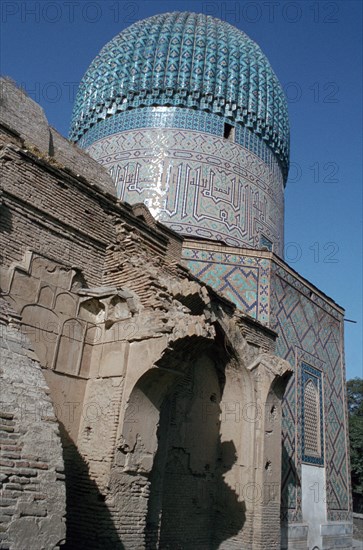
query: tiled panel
[
  {"left": 78, "top": 107, "right": 276, "bottom": 171},
  {"left": 260, "top": 233, "right": 274, "bottom": 252},
  {"left": 87, "top": 127, "right": 285, "bottom": 256},
  {"left": 270, "top": 266, "right": 350, "bottom": 523},
  {"left": 182, "top": 247, "right": 270, "bottom": 323},
  {"left": 78, "top": 107, "right": 223, "bottom": 148}
]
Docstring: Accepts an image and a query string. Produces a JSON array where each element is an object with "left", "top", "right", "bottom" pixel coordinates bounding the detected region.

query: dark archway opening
[
  {"left": 143, "top": 340, "right": 246, "bottom": 549},
  {"left": 146, "top": 354, "right": 222, "bottom": 549}
]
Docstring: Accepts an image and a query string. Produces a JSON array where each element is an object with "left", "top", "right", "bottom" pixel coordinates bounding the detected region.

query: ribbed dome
[{"left": 70, "top": 12, "right": 289, "bottom": 176}]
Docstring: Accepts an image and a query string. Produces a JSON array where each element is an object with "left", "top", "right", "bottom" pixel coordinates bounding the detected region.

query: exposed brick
[
  {"left": 28, "top": 462, "right": 48, "bottom": 470},
  {"left": 0, "top": 452, "right": 21, "bottom": 460},
  {"left": 0, "top": 461, "right": 14, "bottom": 468},
  {"left": 8, "top": 476, "right": 30, "bottom": 485},
  {"left": 1, "top": 509, "right": 15, "bottom": 516},
  {"left": 0, "top": 500, "right": 16, "bottom": 508},
  {"left": 13, "top": 469, "right": 37, "bottom": 478},
  {"left": 0, "top": 427, "right": 14, "bottom": 434},
  {"left": 0, "top": 420, "right": 15, "bottom": 428},
  {"left": 33, "top": 493, "right": 47, "bottom": 501},
  {"left": 3, "top": 484, "right": 22, "bottom": 491},
  {"left": 13, "top": 461, "right": 28, "bottom": 469},
  {"left": 0, "top": 414, "right": 13, "bottom": 421}
]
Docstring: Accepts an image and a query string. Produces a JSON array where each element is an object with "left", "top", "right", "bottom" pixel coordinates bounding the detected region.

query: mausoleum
[{"left": 0, "top": 11, "right": 352, "bottom": 550}]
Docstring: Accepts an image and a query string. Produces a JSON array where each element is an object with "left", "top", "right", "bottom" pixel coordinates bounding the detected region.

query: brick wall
[{"left": 0, "top": 298, "right": 66, "bottom": 549}]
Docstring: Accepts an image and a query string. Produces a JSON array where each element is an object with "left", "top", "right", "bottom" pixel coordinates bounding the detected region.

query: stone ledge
[
  {"left": 321, "top": 522, "right": 353, "bottom": 536},
  {"left": 281, "top": 523, "right": 309, "bottom": 550}
]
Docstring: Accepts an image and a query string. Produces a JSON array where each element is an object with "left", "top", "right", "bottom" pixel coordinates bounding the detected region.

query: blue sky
[{"left": 1, "top": 0, "right": 362, "bottom": 379}]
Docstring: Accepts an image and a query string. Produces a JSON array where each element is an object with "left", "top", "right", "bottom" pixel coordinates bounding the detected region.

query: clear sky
[{"left": 1, "top": 0, "right": 362, "bottom": 380}]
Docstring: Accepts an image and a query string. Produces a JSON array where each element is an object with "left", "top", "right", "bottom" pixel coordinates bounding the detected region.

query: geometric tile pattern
[
  {"left": 301, "top": 363, "right": 324, "bottom": 465},
  {"left": 78, "top": 107, "right": 222, "bottom": 149},
  {"left": 270, "top": 264, "right": 351, "bottom": 523},
  {"left": 70, "top": 12, "right": 290, "bottom": 178},
  {"left": 182, "top": 246, "right": 270, "bottom": 323},
  {"left": 87, "top": 127, "right": 285, "bottom": 256},
  {"left": 77, "top": 106, "right": 276, "bottom": 170},
  {"left": 259, "top": 233, "right": 274, "bottom": 251},
  {"left": 235, "top": 124, "right": 277, "bottom": 168}
]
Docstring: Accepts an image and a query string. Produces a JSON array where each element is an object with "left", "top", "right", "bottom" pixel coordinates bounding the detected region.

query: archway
[{"left": 109, "top": 331, "right": 251, "bottom": 549}]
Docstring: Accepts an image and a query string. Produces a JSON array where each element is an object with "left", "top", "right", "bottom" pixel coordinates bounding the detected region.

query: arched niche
[
  {"left": 303, "top": 379, "right": 321, "bottom": 458},
  {"left": 109, "top": 334, "right": 249, "bottom": 549},
  {"left": 109, "top": 357, "right": 188, "bottom": 549},
  {"left": 21, "top": 304, "right": 60, "bottom": 368},
  {"left": 54, "top": 291, "right": 77, "bottom": 317},
  {"left": 37, "top": 284, "right": 55, "bottom": 308},
  {"left": 55, "top": 318, "right": 86, "bottom": 375},
  {"left": 117, "top": 364, "right": 185, "bottom": 475},
  {"left": 154, "top": 352, "right": 226, "bottom": 549}
]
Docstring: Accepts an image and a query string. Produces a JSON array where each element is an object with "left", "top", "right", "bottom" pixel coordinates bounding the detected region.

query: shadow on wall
[
  {"left": 59, "top": 336, "right": 247, "bottom": 549},
  {"left": 146, "top": 437, "right": 246, "bottom": 550},
  {"left": 144, "top": 351, "right": 246, "bottom": 550},
  {"left": 281, "top": 444, "right": 299, "bottom": 548},
  {"left": 281, "top": 443, "right": 299, "bottom": 517},
  {"left": 0, "top": 204, "right": 13, "bottom": 234},
  {"left": 212, "top": 440, "right": 247, "bottom": 549},
  {"left": 59, "top": 423, "right": 125, "bottom": 550}
]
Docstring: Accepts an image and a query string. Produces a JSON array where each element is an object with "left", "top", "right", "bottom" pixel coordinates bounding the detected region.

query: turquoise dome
[{"left": 70, "top": 12, "right": 290, "bottom": 176}]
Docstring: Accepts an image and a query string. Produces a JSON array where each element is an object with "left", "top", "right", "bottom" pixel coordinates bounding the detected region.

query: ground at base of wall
[{"left": 353, "top": 514, "right": 363, "bottom": 542}]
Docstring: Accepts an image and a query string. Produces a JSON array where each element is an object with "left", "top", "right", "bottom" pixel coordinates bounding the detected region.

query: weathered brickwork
[
  {"left": 0, "top": 144, "right": 113, "bottom": 287},
  {"left": 0, "top": 298, "right": 66, "bottom": 549}
]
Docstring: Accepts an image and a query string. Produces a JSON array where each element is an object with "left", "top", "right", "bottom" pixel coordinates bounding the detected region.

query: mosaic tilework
[
  {"left": 270, "top": 266, "right": 350, "bottom": 523},
  {"left": 78, "top": 107, "right": 222, "bottom": 149},
  {"left": 87, "top": 127, "right": 285, "bottom": 256},
  {"left": 235, "top": 124, "right": 276, "bottom": 170},
  {"left": 77, "top": 106, "right": 276, "bottom": 172},
  {"left": 70, "top": 12, "right": 290, "bottom": 178},
  {"left": 181, "top": 244, "right": 350, "bottom": 523},
  {"left": 260, "top": 234, "right": 274, "bottom": 252},
  {"left": 182, "top": 246, "right": 270, "bottom": 323}
]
